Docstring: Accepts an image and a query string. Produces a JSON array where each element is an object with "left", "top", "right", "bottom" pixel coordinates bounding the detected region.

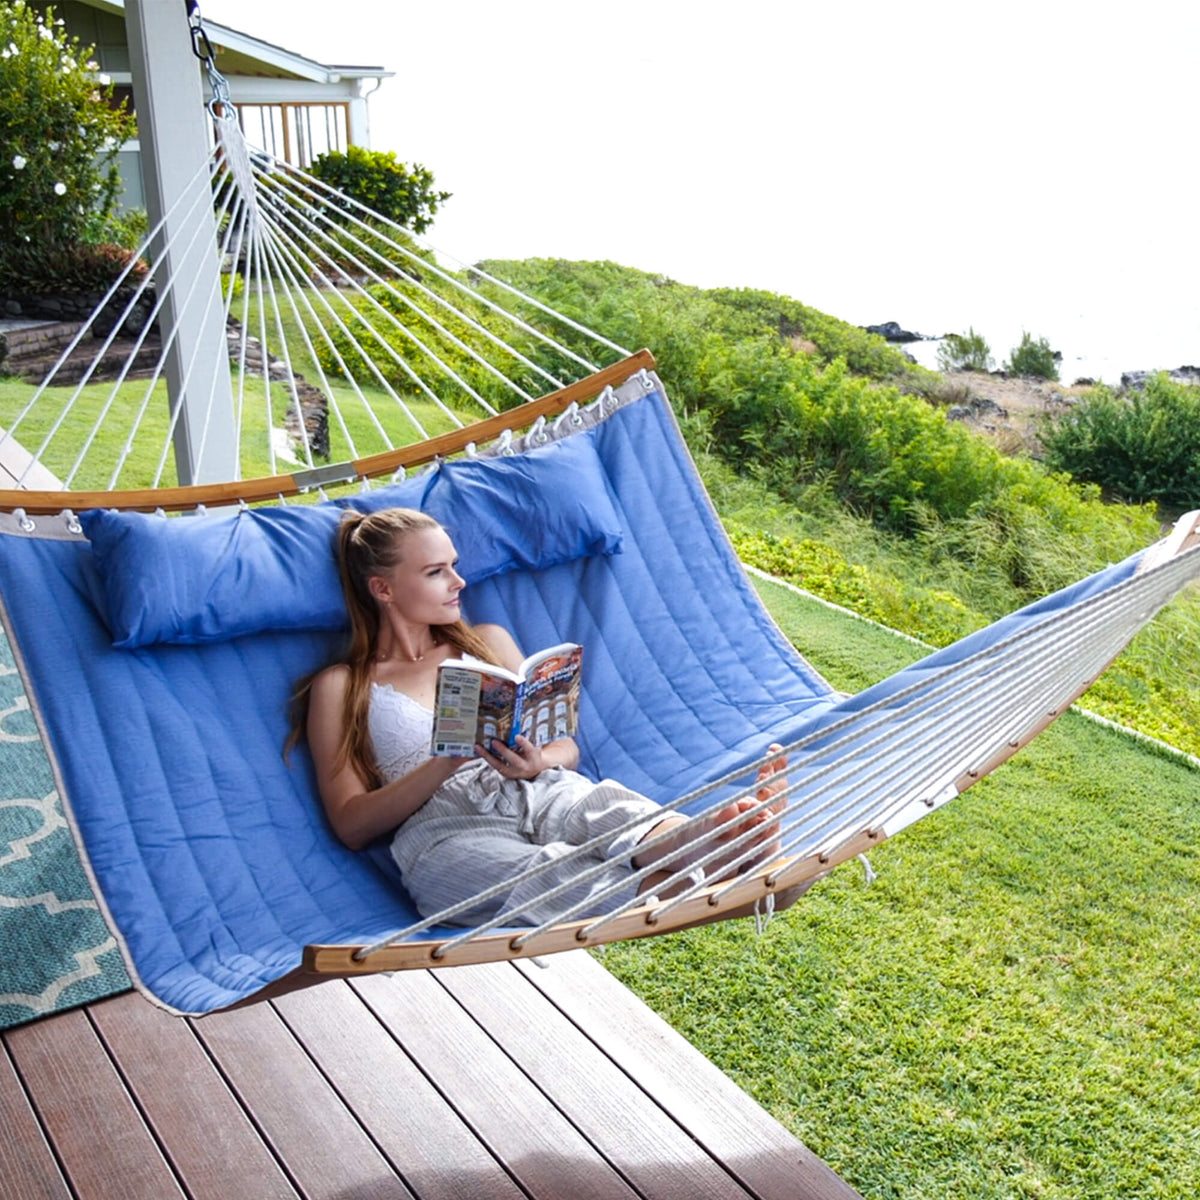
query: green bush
[
  {"left": 0, "top": 2, "right": 135, "bottom": 291},
  {"left": 936, "top": 326, "right": 994, "bottom": 372},
  {"left": 306, "top": 146, "right": 450, "bottom": 235},
  {"left": 1005, "top": 331, "right": 1060, "bottom": 380},
  {"left": 1039, "top": 374, "right": 1200, "bottom": 509}
]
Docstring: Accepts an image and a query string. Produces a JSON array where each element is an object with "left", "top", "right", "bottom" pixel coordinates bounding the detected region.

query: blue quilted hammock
[
  {"left": 0, "top": 380, "right": 1154, "bottom": 1015},
  {"left": 0, "top": 385, "right": 847, "bottom": 1014}
]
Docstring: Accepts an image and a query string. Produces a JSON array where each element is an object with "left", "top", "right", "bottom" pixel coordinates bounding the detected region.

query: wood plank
[
  {"left": 4, "top": 1007, "right": 186, "bottom": 1200},
  {"left": 0, "top": 1039, "right": 72, "bottom": 1200},
  {"left": 438, "top": 959, "right": 757, "bottom": 1200},
  {"left": 191, "top": 999, "right": 414, "bottom": 1200},
  {"left": 516, "top": 951, "right": 864, "bottom": 1200},
  {"left": 351, "top": 969, "right": 642, "bottom": 1200},
  {"left": 87, "top": 991, "right": 298, "bottom": 1200},
  {"left": 271, "top": 980, "right": 524, "bottom": 1200}
]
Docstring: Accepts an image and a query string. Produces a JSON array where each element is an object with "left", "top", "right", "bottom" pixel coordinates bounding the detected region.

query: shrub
[
  {"left": 306, "top": 146, "right": 450, "bottom": 235},
  {"left": 1005, "top": 331, "right": 1060, "bottom": 380},
  {"left": 1039, "top": 374, "right": 1200, "bottom": 509},
  {"left": 0, "top": 2, "right": 135, "bottom": 291},
  {"left": 936, "top": 327, "right": 994, "bottom": 373}
]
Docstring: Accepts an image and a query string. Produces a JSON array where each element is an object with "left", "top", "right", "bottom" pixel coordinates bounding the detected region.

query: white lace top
[{"left": 368, "top": 682, "right": 434, "bottom": 784}]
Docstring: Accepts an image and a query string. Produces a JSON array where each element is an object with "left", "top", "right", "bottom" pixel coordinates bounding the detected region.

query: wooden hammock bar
[{"left": 0, "top": 351, "right": 657, "bottom": 516}]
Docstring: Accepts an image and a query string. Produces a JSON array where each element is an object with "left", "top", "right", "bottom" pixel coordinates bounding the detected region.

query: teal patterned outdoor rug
[{"left": 0, "top": 623, "right": 130, "bottom": 1030}]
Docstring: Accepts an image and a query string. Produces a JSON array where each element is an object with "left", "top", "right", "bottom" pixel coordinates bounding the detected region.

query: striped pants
[{"left": 389, "top": 762, "right": 664, "bottom": 926}]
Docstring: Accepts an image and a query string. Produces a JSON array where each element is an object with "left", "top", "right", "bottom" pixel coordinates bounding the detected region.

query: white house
[{"left": 55, "top": 0, "right": 393, "bottom": 207}]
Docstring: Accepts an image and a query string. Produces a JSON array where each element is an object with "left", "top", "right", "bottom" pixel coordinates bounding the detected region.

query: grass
[{"left": 600, "top": 577, "right": 1200, "bottom": 1200}]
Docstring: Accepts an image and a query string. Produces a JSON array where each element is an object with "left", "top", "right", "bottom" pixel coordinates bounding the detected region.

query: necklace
[{"left": 378, "top": 636, "right": 432, "bottom": 664}]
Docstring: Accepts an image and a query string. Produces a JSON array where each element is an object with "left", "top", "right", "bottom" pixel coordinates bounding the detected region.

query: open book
[{"left": 430, "top": 643, "right": 583, "bottom": 757}]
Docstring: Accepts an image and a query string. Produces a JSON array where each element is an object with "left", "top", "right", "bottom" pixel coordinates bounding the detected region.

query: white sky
[{"left": 200, "top": 0, "right": 1199, "bottom": 381}]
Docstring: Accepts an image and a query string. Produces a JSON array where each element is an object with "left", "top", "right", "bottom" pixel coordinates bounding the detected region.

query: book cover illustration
[{"left": 431, "top": 643, "right": 583, "bottom": 757}]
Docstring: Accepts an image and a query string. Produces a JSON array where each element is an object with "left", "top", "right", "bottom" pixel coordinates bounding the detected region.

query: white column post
[{"left": 126, "top": 0, "right": 236, "bottom": 487}]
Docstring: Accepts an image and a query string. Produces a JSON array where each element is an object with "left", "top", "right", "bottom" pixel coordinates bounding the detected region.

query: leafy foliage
[
  {"left": 1005, "top": 330, "right": 1060, "bottom": 380},
  {"left": 311, "top": 254, "right": 1160, "bottom": 602},
  {"left": 730, "top": 524, "right": 982, "bottom": 647},
  {"left": 936, "top": 326, "right": 994, "bottom": 372},
  {"left": 1039, "top": 373, "right": 1200, "bottom": 509},
  {"left": 306, "top": 146, "right": 450, "bottom": 235},
  {"left": 0, "top": 1, "right": 136, "bottom": 293}
]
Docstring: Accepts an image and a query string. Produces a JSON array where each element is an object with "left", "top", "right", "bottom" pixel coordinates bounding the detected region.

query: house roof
[{"left": 74, "top": 0, "right": 392, "bottom": 84}]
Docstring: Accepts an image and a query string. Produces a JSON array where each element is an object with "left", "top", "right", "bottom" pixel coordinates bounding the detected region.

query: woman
[{"left": 297, "top": 507, "right": 786, "bottom": 926}]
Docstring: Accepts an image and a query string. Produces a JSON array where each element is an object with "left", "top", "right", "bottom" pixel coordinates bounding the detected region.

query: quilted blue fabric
[{"left": 0, "top": 388, "right": 1144, "bottom": 1013}]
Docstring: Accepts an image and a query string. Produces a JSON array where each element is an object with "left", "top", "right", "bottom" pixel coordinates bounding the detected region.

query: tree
[
  {"left": 0, "top": 1, "right": 136, "bottom": 292},
  {"left": 307, "top": 145, "right": 450, "bottom": 235},
  {"left": 1005, "top": 331, "right": 1061, "bottom": 380},
  {"left": 936, "top": 327, "right": 994, "bottom": 373}
]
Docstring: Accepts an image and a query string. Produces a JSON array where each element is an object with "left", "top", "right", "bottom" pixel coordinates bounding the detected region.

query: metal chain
[{"left": 184, "top": 0, "right": 232, "bottom": 114}]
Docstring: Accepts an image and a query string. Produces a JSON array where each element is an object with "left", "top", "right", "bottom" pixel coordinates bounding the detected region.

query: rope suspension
[{"left": 0, "top": 15, "right": 632, "bottom": 512}]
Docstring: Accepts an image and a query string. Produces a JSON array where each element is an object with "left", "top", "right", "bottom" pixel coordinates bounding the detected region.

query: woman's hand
[{"left": 476, "top": 734, "right": 557, "bottom": 780}]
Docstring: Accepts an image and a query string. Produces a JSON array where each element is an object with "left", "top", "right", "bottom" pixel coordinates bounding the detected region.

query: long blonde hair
[{"left": 288, "top": 507, "right": 501, "bottom": 790}]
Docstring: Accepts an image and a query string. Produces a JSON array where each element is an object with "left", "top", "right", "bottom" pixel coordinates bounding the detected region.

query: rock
[
  {"left": 945, "top": 395, "right": 1008, "bottom": 423},
  {"left": 863, "top": 320, "right": 927, "bottom": 343},
  {"left": 1120, "top": 366, "right": 1200, "bottom": 390},
  {"left": 1072, "top": 377, "right": 1096, "bottom": 388}
]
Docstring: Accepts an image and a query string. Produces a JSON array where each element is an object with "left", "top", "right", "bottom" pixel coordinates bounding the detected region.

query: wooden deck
[{"left": 1, "top": 950, "right": 861, "bottom": 1200}]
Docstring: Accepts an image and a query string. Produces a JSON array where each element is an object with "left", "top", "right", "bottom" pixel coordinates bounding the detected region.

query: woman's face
[{"left": 372, "top": 526, "right": 465, "bottom": 625}]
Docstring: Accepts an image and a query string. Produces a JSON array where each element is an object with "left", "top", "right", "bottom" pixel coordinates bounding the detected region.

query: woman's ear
[{"left": 366, "top": 574, "right": 391, "bottom": 606}]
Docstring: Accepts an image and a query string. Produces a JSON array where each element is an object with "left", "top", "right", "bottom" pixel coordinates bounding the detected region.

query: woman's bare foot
[{"left": 634, "top": 744, "right": 789, "bottom": 896}]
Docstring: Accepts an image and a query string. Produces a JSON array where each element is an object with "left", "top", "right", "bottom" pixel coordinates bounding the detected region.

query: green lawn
[
  {"left": 601, "top": 576, "right": 1200, "bottom": 1200},
  {"left": 0, "top": 372, "right": 468, "bottom": 491}
]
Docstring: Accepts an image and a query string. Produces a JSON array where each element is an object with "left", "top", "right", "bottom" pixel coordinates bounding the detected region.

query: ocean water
[{"left": 868, "top": 303, "right": 1199, "bottom": 388}]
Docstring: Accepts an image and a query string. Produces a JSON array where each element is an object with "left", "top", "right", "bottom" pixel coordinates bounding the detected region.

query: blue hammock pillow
[
  {"left": 81, "top": 428, "right": 623, "bottom": 647},
  {"left": 79, "top": 475, "right": 426, "bottom": 648},
  {"left": 353, "top": 431, "right": 625, "bottom": 582}
]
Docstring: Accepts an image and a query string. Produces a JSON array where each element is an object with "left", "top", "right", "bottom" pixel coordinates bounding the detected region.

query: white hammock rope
[
  {"left": 354, "top": 534, "right": 1200, "bottom": 959},
  {"left": 248, "top": 175, "right": 493, "bottom": 425},
  {"left": 249, "top": 162, "right": 539, "bottom": 411},
  {"left": 259, "top": 157, "right": 609, "bottom": 378},
  {"left": 0, "top": 106, "right": 632, "bottom": 494},
  {"left": 1, "top": 150, "right": 220, "bottom": 484}
]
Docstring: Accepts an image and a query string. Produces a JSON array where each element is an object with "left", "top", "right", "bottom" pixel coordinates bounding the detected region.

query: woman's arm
[
  {"left": 306, "top": 665, "right": 464, "bottom": 851},
  {"left": 473, "top": 624, "right": 581, "bottom": 776}
]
